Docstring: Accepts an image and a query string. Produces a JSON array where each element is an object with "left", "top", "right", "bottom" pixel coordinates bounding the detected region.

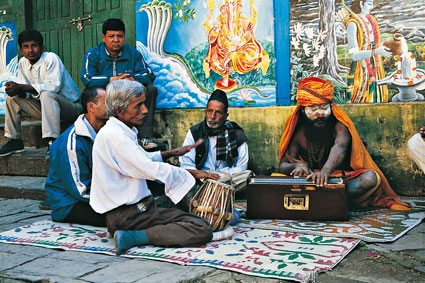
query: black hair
[
  {"left": 17, "top": 29, "right": 43, "bottom": 48},
  {"left": 102, "top": 18, "right": 125, "bottom": 35},
  {"left": 81, "top": 87, "right": 105, "bottom": 114}
]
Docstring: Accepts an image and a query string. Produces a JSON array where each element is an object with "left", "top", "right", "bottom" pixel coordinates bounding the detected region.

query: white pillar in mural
[
  {"left": 139, "top": 1, "right": 172, "bottom": 57},
  {"left": 0, "top": 26, "right": 13, "bottom": 74}
]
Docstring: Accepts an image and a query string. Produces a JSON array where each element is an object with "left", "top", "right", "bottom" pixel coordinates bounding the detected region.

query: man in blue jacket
[
  {"left": 80, "top": 18, "right": 157, "bottom": 149},
  {"left": 44, "top": 87, "right": 108, "bottom": 227}
]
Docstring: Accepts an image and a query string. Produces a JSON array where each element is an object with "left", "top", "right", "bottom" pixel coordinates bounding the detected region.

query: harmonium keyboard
[{"left": 246, "top": 176, "right": 347, "bottom": 221}]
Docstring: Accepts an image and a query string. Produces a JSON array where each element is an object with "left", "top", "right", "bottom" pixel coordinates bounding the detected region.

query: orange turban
[{"left": 296, "top": 77, "right": 334, "bottom": 106}]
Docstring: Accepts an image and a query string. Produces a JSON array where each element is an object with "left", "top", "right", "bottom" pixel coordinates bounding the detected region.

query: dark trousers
[
  {"left": 106, "top": 195, "right": 212, "bottom": 247},
  {"left": 63, "top": 202, "right": 107, "bottom": 227},
  {"left": 137, "top": 84, "right": 157, "bottom": 138}
]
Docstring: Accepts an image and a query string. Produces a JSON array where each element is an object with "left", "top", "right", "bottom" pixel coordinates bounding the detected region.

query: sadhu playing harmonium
[{"left": 278, "top": 77, "right": 411, "bottom": 210}]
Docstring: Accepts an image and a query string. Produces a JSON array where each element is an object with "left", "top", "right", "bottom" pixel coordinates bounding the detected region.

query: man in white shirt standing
[
  {"left": 0, "top": 29, "right": 82, "bottom": 156},
  {"left": 179, "top": 89, "right": 251, "bottom": 192},
  {"left": 90, "top": 79, "right": 212, "bottom": 255}
]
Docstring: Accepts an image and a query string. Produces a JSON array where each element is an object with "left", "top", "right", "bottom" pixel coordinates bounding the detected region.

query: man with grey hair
[{"left": 90, "top": 79, "right": 212, "bottom": 256}]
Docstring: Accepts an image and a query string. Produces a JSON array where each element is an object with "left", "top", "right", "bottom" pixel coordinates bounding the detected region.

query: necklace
[{"left": 307, "top": 140, "right": 329, "bottom": 169}]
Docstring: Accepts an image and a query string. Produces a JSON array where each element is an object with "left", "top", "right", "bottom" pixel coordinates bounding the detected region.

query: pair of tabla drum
[{"left": 188, "top": 171, "right": 235, "bottom": 232}]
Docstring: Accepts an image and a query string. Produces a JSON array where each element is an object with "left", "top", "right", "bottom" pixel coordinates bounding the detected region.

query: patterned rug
[
  {"left": 0, "top": 220, "right": 359, "bottom": 282},
  {"left": 235, "top": 198, "right": 425, "bottom": 242}
]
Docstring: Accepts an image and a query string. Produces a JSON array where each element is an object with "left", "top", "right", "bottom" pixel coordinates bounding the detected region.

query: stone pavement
[{"left": 1, "top": 198, "right": 424, "bottom": 283}]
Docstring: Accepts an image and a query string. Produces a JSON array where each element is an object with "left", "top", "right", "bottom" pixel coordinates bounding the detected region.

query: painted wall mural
[
  {"left": 289, "top": 0, "right": 425, "bottom": 104},
  {"left": 135, "top": 0, "right": 275, "bottom": 108},
  {"left": 0, "top": 21, "right": 18, "bottom": 115}
]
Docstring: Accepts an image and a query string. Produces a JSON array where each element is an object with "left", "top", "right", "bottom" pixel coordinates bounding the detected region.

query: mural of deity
[
  {"left": 202, "top": 0, "right": 270, "bottom": 91},
  {"left": 341, "top": 0, "right": 391, "bottom": 103},
  {"left": 135, "top": 0, "right": 275, "bottom": 108}
]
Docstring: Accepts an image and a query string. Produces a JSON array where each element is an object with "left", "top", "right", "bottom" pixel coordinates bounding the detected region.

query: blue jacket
[
  {"left": 45, "top": 115, "right": 95, "bottom": 221},
  {"left": 80, "top": 43, "right": 155, "bottom": 87}
]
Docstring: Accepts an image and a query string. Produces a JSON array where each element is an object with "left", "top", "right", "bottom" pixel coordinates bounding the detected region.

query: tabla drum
[{"left": 189, "top": 179, "right": 235, "bottom": 232}]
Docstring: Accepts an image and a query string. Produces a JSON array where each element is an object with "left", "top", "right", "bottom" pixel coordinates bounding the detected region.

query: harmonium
[{"left": 246, "top": 176, "right": 347, "bottom": 221}]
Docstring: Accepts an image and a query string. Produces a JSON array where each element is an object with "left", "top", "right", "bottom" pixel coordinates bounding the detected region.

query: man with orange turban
[{"left": 278, "top": 77, "right": 410, "bottom": 210}]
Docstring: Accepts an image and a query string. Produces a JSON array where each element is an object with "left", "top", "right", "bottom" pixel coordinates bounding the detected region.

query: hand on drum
[{"left": 187, "top": 169, "right": 221, "bottom": 181}]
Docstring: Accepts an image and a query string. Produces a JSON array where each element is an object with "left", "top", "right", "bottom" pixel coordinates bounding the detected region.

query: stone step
[
  {"left": 0, "top": 175, "right": 47, "bottom": 200},
  {"left": 0, "top": 148, "right": 49, "bottom": 177},
  {"left": 0, "top": 121, "right": 43, "bottom": 148}
]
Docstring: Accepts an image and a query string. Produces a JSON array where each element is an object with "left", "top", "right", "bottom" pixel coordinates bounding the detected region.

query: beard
[{"left": 302, "top": 112, "right": 336, "bottom": 145}]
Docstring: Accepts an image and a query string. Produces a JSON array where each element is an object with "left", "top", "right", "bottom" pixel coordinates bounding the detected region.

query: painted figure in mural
[
  {"left": 80, "top": 18, "right": 158, "bottom": 150},
  {"left": 179, "top": 89, "right": 252, "bottom": 196},
  {"left": 44, "top": 87, "right": 108, "bottom": 227},
  {"left": 343, "top": 0, "right": 391, "bottom": 103},
  {"left": 203, "top": 0, "right": 270, "bottom": 90},
  {"left": 89, "top": 80, "right": 213, "bottom": 255},
  {"left": 0, "top": 29, "right": 82, "bottom": 157},
  {"left": 407, "top": 125, "right": 425, "bottom": 174},
  {"left": 278, "top": 77, "right": 411, "bottom": 210}
]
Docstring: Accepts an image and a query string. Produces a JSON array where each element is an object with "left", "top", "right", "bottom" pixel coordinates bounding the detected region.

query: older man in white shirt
[
  {"left": 1, "top": 29, "right": 81, "bottom": 156},
  {"left": 90, "top": 79, "right": 212, "bottom": 256},
  {"left": 179, "top": 89, "right": 251, "bottom": 192}
]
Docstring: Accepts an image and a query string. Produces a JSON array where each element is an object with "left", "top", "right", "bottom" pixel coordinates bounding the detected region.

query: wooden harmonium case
[{"left": 247, "top": 176, "right": 347, "bottom": 221}]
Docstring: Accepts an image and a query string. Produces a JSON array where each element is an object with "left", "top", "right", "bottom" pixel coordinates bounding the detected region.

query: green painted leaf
[
  {"left": 229, "top": 97, "right": 238, "bottom": 102},
  {"left": 244, "top": 100, "right": 256, "bottom": 105},
  {"left": 301, "top": 254, "right": 316, "bottom": 259},
  {"left": 288, "top": 254, "right": 299, "bottom": 260},
  {"left": 299, "top": 237, "right": 312, "bottom": 243}
]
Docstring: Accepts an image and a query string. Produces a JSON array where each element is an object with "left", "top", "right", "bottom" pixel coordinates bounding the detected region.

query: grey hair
[{"left": 105, "top": 80, "right": 146, "bottom": 117}]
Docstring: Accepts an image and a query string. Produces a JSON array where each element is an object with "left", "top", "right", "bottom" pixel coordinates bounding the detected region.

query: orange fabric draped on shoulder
[{"left": 278, "top": 104, "right": 411, "bottom": 210}]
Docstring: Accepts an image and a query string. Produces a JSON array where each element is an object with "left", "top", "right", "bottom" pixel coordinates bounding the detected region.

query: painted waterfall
[{"left": 0, "top": 21, "right": 18, "bottom": 115}]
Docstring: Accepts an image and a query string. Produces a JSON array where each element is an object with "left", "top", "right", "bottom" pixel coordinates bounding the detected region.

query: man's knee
[
  {"left": 6, "top": 95, "right": 23, "bottom": 106},
  {"left": 361, "top": 170, "right": 379, "bottom": 189},
  {"left": 39, "top": 91, "right": 58, "bottom": 103}
]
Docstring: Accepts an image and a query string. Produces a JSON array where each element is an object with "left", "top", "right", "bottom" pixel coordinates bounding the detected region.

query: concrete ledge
[
  {"left": 0, "top": 148, "right": 49, "bottom": 176},
  {"left": 0, "top": 121, "right": 43, "bottom": 148},
  {"left": 0, "top": 176, "right": 47, "bottom": 200}
]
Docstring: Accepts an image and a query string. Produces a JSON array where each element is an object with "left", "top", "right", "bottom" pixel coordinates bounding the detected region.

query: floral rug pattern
[
  {"left": 0, "top": 220, "right": 359, "bottom": 282},
  {"left": 235, "top": 198, "right": 425, "bottom": 242}
]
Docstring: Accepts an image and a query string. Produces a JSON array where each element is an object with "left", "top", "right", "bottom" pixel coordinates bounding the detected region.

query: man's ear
[
  {"left": 41, "top": 45, "right": 45, "bottom": 53},
  {"left": 87, "top": 101, "right": 95, "bottom": 113},
  {"left": 115, "top": 106, "right": 123, "bottom": 119},
  {"left": 225, "top": 112, "right": 229, "bottom": 120}
]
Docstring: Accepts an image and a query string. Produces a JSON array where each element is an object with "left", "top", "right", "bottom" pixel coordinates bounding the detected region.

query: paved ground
[{"left": 0, "top": 198, "right": 424, "bottom": 283}]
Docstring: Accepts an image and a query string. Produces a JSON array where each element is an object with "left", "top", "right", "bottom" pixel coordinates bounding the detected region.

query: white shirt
[
  {"left": 90, "top": 117, "right": 195, "bottom": 214},
  {"left": 179, "top": 129, "right": 249, "bottom": 175},
  {"left": 16, "top": 52, "right": 80, "bottom": 102}
]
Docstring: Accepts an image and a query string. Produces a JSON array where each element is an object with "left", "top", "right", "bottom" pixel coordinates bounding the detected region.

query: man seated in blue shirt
[
  {"left": 44, "top": 87, "right": 108, "bottom": 227},
  {"left": 80, "top": 18, "right": 157, "bottom": 150}
]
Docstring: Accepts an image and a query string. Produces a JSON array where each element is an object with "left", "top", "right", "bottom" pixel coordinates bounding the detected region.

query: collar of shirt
[
  {"left": 104, "top": 46, "right": 122, "bottom": 58},
  {"left": 27, "top": 52, "right": 46, "bottom": 71},
  {"left": 81, "top": 115, "right": 97, "bottom": 140},
  {"left": 108, "top": 116, "right": 139, "bottom": 140}
]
